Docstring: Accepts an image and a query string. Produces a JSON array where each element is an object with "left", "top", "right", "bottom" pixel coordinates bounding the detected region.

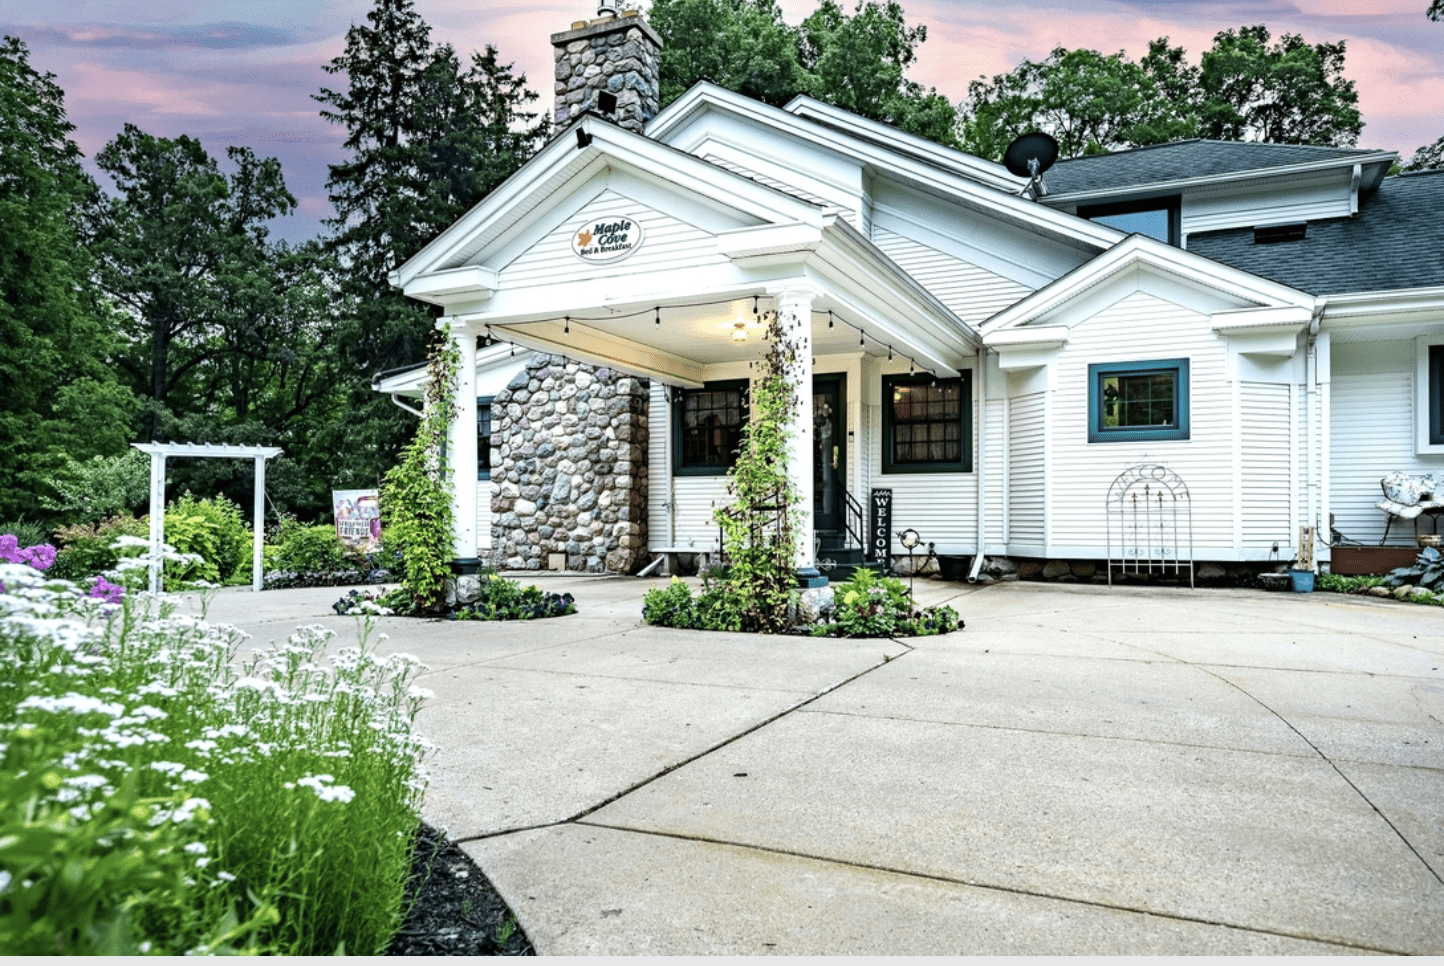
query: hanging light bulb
[
  {"left": 483, "top": 327, "right": 493, "bottom": 347},
  {"left": 752, "top": 295, "right": 759, "bottom": 321},
  {"left": 887, "top": 345, "right": 893, "bottom": 362},
  {"left": 828, "top": 310, "right": 834, "bottom": 330},
  {"left": 909, "top": 359, "right": 915, "bottom": 375},
  {"left": 654, "top": 306, "right": 661, "bottom": 327},
  {"left": 510, "top": 346, "right": 516, "bottom": 357},
  {"left": 564, "top": 316, "right": 570, "bottom": 334},
  {"left": 732, "top": 321, "right": 748, "bottom": 343},
  {"left": 859, "top": 329, "right": 865, "bottom": 347}
]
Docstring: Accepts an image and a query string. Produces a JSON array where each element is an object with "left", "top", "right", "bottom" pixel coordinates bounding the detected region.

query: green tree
[
  {"left": 1405, "top": 135, "right": 1444, "bottom": 171},
  {"left": 957, "top": 25, "right": 1363, "bottom": 161},
  {"left": 1196, "top": 25, "right": 1361, "bottom": 146},
  {"left": 649, "top": 0, "right": 956, "bottom": 143},
  {"left": 1429, "top": 1, "right": 1442, "bottom": 21},
  {"left": 0, "top": 36, "right": 135, "bottom": 519},
  {"left": 314, "top": 0, "right": 548, "bottom": 490}
]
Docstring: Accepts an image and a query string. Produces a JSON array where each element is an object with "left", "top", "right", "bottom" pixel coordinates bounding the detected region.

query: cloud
[{"left": 0, "top": 21, "right": 317, "bottom": 51}]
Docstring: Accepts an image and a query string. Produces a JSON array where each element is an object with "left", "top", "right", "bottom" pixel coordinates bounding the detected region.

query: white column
[
  {"left": 448, "top": 323, "right": 479, "bottom": 567},
  {"left": 147, "top": 451, "right": 165, "bottom": 593},
  {"left": 773, "top": 287, "right": 817, "bottom": 572},
  {"left": 252, "top": 456, "right": 267, "bottom": 592}
]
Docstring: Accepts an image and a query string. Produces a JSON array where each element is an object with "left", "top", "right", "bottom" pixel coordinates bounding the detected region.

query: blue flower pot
[{"left": 1289, "top": 570, "right": 1315, "bottom": 593}]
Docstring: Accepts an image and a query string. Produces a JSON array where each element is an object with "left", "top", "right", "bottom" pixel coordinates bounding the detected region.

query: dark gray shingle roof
[
  {"left": 1186, "top": 169, "right": 1444, "bottom": 295},
  {"left": 1046, "top": 140, "right": 1381, "bottom": 196}
]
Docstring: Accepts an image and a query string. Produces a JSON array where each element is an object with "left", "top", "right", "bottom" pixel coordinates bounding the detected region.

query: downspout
[
  {"left": 969, "top": 344, "right": 988, "bottom": 581},
  {"left": 1303, "top": 302, "right": 1324, "bottom": 569},
  {"left": 389, "top": 394, "right": 424, "bottom": 418}
]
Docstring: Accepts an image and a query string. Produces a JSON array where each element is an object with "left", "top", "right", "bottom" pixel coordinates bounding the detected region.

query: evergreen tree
[
  {"left": 0, "top": 36, "right": 135, "bottom": 519},
  {"left": 314, "top": 0, "right": 548, "bottom": 489}
]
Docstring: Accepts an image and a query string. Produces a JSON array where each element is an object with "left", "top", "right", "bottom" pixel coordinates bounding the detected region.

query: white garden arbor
[{"left": 131, "top": 442, "right": 283, "bottom": 593}]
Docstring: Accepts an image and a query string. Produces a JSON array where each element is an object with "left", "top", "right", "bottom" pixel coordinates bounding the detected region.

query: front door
[{"left": 813, "top": 375, "right": 846, "bottom": 532}]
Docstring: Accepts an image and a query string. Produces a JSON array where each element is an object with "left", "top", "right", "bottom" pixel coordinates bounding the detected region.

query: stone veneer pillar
[
  {"left": 551, "top": 10, "right": 661, "bottom": 134},
  {"left": 490, "top": 354, "right": 649, "bottom": 573}
]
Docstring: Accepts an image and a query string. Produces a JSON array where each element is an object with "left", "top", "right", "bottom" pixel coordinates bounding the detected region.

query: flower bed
[{"left": 0, "top": 563, "right": 431, "bottom": 954}]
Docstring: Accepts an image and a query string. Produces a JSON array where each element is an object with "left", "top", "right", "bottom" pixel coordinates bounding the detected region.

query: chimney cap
[{"left": 597, "top": 0, "right": 619, "bottom": 17}]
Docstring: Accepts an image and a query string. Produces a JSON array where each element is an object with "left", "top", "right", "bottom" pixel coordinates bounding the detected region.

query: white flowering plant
[{"left": 0, "top": 563, "right": 432, "bottom": 955}]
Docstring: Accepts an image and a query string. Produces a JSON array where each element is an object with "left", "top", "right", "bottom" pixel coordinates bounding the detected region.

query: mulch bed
[{"left": 386, "top": 824, "right": 535, "bottom": 956}]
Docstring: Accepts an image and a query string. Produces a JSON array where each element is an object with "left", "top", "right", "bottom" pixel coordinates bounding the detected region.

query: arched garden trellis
[
  {"left": 132, "top": 442, "right": 283, "bottom": 593},
  {"left": 1105, "top": 463, "right": 1194, "bottom": 588}
]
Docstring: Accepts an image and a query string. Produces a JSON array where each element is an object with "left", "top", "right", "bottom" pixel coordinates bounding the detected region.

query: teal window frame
[
  {"left": 672, "top": 379, "right": 749, "bottom": 476},
  {"left": 1429, "top": 344, "right": 1444, "bottom": 446},
  {"left": 1088, "top": 359, "right": 1190, "bottom": 443},
  {"left": 881, "top": 371, "right": 972, "bottom": 474}
]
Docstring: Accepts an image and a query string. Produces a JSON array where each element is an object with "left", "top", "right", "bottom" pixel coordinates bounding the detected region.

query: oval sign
[{"left": 571, "top": 214, "right": 643, "bottom": 263}]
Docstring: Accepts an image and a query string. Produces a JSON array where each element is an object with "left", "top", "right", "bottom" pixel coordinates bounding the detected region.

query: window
[
  {"left": 1078, "top": 197, "right": 1180, "bottom": 246},
  {"left": 477, "top": 397, "right": 494, "bottom": 480},
  {"left": 882, "top": 372, "right": 972, "bottom": 473},
  {"left": 1088, "top": 359, "right": 1189, "bottom": 443},
  {"left": 673, "top": 379, "right": 748, "bottom": 475},
  {"left": 1418, "top": 337, "right": 1444, "bottom": 454}
]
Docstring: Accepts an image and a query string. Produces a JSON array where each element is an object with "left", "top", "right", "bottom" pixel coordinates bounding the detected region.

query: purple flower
[
  {"left": 89, "top": 576, "right": 126, "bottom": 605},
  {"left": 1, "top": 535, "right": 58, "bottom": 572}
]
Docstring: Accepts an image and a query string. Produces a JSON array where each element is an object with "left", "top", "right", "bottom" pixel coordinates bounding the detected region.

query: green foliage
[
  {"left": 42, "top": 450, "right": 151, "bottom": 525},
  {"left": 811, "top": 567, "right": 962, "bottom": 637},
  {"left": 1384, "top": 546, "right": 1444, "bottom": 593},
  {"left": 49, "top": 515, "right": 148, "bottom": 582},
  {"left": 168, "top": 494, "right": 251, "bottom": 582},
  {"left": 958, "top": 25, "right": 1363, "bottom": 161},
  {"left": 1316, "top": 572, "right": 1385, "bottom": 594},
  {"left": 314, "top": 0, "right": 549, "bottom": 491},
  {"left": 1431, "top": 0, "right": 1443, "bottom": 21},
  {"left": 1405, "top": 135, "right": 1444, "bottom": 172},
  {"left": 641, "top": 577, "right": 745, "bottom": 631},
  {"left": 0, "top": 36, "right": 136, "bottom": 522},
  {"left": 380, "top": 334, "right": 458, "bottom": 613},
  {"left": 0, "top": 518, "right": 48, "bottom": 549},
  {"left": 715, "top": 310, "right": 802, "bottom": 633},
  {"left": 0, "top": 566, "right": 429, "bottom": 954},
  {"left": 268, "top": 520, "right": 351, "bottom": 574},
  {"left": 452, "top": 574, "right": 576, "bottom": 621},
  {"left": 650, "top": 0, "right": 956, "bottom": 144}
]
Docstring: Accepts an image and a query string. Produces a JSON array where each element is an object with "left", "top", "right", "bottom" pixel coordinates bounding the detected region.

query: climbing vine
[
  {"left": 715, "top": 308, "right": 803, "bottom": 633},
  {"left": 380, "top": 330, "right": 459, "bottom": 613}
]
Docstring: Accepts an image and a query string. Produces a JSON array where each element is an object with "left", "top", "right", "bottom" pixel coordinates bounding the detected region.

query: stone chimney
[{"left": 552, "top": 5, "right": 662, "bottom": 134}]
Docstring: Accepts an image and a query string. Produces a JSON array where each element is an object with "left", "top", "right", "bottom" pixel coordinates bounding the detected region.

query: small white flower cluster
[{"left": 286, "top": 773, "right": 356, "bottom": 804}]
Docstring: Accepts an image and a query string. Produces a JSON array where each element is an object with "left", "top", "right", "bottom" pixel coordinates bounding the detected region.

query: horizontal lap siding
[
  {"left": 1008, "top": 393, "right": 1046, "bottom": 547},
  {"left": 873, "top": 229, "right": 1031, "bottom": 327},
  {"left": 869, "top": 379, "right": 980, "bottom": 552},
  {"left": 647, "top": 385, "right": 670, "bottom": 547},
  {"left": 985, "top": 399, "right": 1005, "bottom": 543},
  {"left": 477, "top": 486, "right": 493, "bottom": 551},
  {"left": 1330, "top": 341, "right": 1425, "bottom": 545},
  {"left": 500, "top": 189, "right": 723, "bottom": 287},
  {"left": 1183, "top": 180, "right": 1351, "bottom": 239},
  {"left": 1047, "top": 292, "right": 1234, "bottom": 553},
  {"left": 1241, "top": 383, "right": 1292, "bottom": 547}
]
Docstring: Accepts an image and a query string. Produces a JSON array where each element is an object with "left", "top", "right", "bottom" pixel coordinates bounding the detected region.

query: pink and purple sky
[{"left": 3, "top": 0, "right": 1439, "bottom": 241}]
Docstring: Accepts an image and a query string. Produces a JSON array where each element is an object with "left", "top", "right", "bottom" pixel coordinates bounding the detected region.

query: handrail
[{"left": 837, "top": 478, "right": 867, "bottom": 557}]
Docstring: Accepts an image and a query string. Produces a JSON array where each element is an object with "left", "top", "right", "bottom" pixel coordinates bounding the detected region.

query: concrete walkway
[{"left": 200, "top": 577, "right": 1444, "bottom": 955}]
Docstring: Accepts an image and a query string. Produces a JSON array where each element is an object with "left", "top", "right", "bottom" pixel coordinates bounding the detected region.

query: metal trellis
[{"left": 1105, "top": 463, "right": 1194, "bottom": 588}]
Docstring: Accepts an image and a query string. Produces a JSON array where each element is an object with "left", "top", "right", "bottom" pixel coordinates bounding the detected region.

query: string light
[
  {"left": 887, "top": 345, "right": 893, "bottom": 362},
  {"left": 827, "top": 310, "right": 834, "bottom": 330},
  {"left": 859, "top": 329, "right": 865, "bottom": 347},
  {"left": 564, "top": 316, "right": 570, "bottom": 334},
  {"left": 654, "top": 306, "right": 660, "bottom": 327}
]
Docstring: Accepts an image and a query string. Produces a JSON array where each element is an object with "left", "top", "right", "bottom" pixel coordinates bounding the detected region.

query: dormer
[{"left": 1037, "top": 140, "right": 1396, "bottom": 249}]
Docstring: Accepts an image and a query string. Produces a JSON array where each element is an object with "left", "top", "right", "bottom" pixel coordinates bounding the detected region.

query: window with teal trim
[
  {"left": 1088, "top": 359, "right": 1189, "bottom": 443},
  {"left": 882, "top": 372, "right": 971, "bottom": 473}
]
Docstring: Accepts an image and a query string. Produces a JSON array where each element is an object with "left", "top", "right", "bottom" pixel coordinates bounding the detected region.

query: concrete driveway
[{"left": 202, "top": 577, "right": 1444, "bottom": 955}]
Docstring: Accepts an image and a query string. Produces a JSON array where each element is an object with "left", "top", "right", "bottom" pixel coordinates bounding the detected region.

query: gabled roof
[
  {"left": 1187, "top": 170, "right": 1444, "bottom": 296},
  {"left": 647, "top": 83, "right": 1120, "bottom": 254},
  {"left": 1044, "top": 139, "right": 1394, "bottom": 201}
]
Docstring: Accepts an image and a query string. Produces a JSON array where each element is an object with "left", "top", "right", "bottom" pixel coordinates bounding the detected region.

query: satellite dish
[{"left": 1003, "top": 132, "right": 1059, "bottom": 179}]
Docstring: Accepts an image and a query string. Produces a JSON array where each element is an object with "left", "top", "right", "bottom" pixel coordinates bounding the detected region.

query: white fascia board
[
  {"left": 1211, "top": 305, "right": 1312, "bottom": 333},
  {"left": 393, "top": 114, "right": 826, "bottom": 290},
  {"left": 648, "top": 83, "right": 1118, "bottom": 254},
  {"left": 781, "top": 94, "right": 1020, "bottom": 192},
  {"left": 373, "top": 342, "right": 522, "bottom": 398},
  {"left": 1043, "top": 151, "right": 1397, "bottom": 206},
  {"left": 1319, "top": 286, "right": 1444, "bottom": 326},
  {"left": 716, "top": 222, "right": 823, "bottom": 261},
  {"left": 476, "top": 317, "right": 707, "bottom": 388},
  {"left": 982, "top": 235, "right": 1314, "bottom": 334},
  {"left": 985, "top": 324, "right": 1070, "bottom": 347},
  {"left": 402, "top": 265, "right": 499, "bottom": 306}
]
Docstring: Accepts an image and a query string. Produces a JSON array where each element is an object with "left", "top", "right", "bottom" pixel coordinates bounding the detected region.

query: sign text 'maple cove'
[{"left": 571, "top": 214, "right": 643, "bottom": 263}]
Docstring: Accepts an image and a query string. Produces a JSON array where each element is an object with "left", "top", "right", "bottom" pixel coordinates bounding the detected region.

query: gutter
[{"left": 969, "top": 344, "right": 989, "bottom": 581}]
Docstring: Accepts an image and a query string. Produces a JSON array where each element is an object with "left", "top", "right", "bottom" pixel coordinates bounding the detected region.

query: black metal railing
[{"left": 837, "top": 478, "right": 867, "bottom": 557}]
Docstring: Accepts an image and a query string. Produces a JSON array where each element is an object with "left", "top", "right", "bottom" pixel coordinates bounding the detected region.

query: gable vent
[{"left": 1253, "top": 223, "right": 1307, "bottom": 245}]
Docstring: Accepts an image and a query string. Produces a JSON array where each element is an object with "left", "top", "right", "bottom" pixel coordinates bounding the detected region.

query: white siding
[
  {"left": 984, "top": 398, "right": 1006, "bottom": 546},
  {"left": 1329, "top": 341, "right": 1442, "bottom": 545},
  {"left": 1045, "top": 292, "right": 1235, "bottom": 555},
  {"left": 1182, "top": 177, "right": 1351, "bottom": 240},
  {"left": 873, "top": 228, "right": 1033, "bottom": 326},
  {"left": 1240, "top": 382, "right": 1292, "bottom": 548},
  {"left": 477, "top": 484, "right": 494, "bottom": 552},
  {"left": 1008, "top": 393, "right": 1046, "bottom": 548},
  {"left": 499, "top": 188, "right": 725, "bottom": 288},
  {"left": 647, "top": 384, "right": 670, "bottom": 548}
]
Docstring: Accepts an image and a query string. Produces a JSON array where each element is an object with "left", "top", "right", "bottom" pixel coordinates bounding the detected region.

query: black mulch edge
[{"left": 386, "top": 824, "right": 535, "bottom": 956}]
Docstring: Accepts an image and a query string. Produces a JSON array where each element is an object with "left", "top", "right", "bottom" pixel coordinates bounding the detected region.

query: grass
[{"left": 0, "top": 561, "right": 432, "bottom": 954}]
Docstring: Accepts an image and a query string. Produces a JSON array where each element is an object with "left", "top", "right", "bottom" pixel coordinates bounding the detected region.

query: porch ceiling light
[{"left": 731, "top": 321, "right": 749, "bottom": 343}]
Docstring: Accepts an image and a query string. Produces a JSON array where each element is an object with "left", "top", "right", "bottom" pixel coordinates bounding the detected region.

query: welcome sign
[{"left": 571, "top": 214, "right": 643, "bottom": 263}]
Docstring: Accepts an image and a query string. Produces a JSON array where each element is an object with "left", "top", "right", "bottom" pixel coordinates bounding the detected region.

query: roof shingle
[{"left": 1046, "top": 140, "right": 1382, "bottom": 196}]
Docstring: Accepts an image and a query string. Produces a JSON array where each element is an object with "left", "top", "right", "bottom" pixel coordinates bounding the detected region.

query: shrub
[
  {"left": 1384, "top": 546, "right": 1444, "bottom": 594},
  {"left": 0, "top": 563, "right": 430, "bottom": 954},
  {"left": 641, "top": 577, "right": 744, "bottom": 631},
  {"left": 268, "top": 521, "right": 350, "bottom": 574},
  {"left": 1316, "top": 573, "right": 1385, "bottom": 594},
  {"left": 169, "top": 494, "right": 250, "bottom": 582},
  {"left": 451, "top": 574, "right": 576, "bottom": 621},
  {"left": 50, "top": 515, "right": 148, "bottom": 582},
  {"left": 42, "top": 451, "right": 151, "bottom": 524},
  {"left": 811, "top": 568, "right": 963, "bottom": 638},
  {"left": 0, "top": 519, "right": 49, "bottom": 549}
]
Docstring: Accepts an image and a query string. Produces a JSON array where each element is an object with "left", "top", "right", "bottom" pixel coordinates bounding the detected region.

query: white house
[{"left": 376, "top": 6, "right": 1444, "bottom": 582}]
